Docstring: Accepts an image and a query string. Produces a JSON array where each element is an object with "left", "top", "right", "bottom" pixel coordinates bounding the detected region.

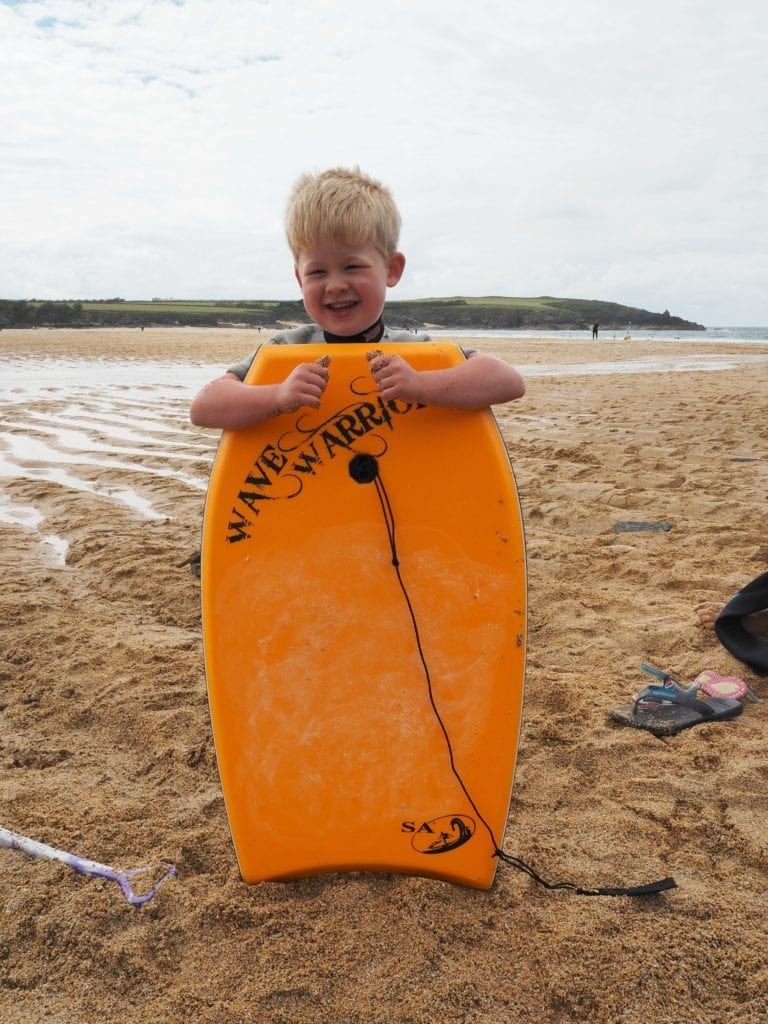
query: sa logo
[{"left": 402, "top": 815, "right": 475, "bottom": 855}]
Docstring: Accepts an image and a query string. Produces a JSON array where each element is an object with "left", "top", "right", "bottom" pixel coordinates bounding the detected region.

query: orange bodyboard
[{"left": 201, "top": 342, "right": 526, "bottom": 889}]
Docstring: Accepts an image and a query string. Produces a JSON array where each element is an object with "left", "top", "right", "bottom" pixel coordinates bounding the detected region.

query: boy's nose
[{"left": 324, "top": 272, "right": 348, "bottom": 294}]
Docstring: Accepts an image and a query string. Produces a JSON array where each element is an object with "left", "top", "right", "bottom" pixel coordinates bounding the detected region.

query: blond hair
[{"left": 285, "top": 167, "right": 401, "bottom": 261}]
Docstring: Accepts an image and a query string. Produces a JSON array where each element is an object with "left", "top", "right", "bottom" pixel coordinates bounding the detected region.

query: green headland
[{"left": 0, "top": 296, "right": 704, "bottom": 331}]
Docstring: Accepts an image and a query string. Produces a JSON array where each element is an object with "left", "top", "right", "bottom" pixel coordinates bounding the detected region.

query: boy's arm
[
  {"left": 369, "top": 352, "right": 525, "bottom": 409},
  {"left": 189, "top": 362, "right": 329, "bottom": 429}
]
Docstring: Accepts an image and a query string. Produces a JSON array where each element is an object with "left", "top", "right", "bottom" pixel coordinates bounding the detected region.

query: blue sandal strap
[
  {"left": 640, "top": 662, "right": 674, "bottom": 683},
  {"left": 634, "top": 684, "right": 712, "bottom": 717}
]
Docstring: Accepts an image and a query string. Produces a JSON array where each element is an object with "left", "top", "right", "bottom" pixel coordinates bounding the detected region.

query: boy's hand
[
  {"left": 368, "top": 353, "right": 422, "bottom": 403},
  {"left": 273, "top": 359, "right": 329, "bottom": 415}
]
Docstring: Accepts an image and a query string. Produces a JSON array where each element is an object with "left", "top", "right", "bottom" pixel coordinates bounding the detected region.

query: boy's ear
[
  {"left": 294, "top": 264, "right": 303, "bottom": 289},
  {"left": 386, "top": 251, "right": 406, "bottom": 288}
]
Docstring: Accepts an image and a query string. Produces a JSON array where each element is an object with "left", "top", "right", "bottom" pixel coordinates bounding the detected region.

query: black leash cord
[{"left": 362, "top": 458, "right": 676, "bottom": 899}]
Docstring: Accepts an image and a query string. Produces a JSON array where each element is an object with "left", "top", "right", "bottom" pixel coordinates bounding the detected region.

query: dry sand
[{"left": 1, "top": 328, "right": 767, "bottom": 1023}]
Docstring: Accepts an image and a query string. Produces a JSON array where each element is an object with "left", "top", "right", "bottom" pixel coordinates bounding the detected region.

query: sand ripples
[{"left": 0, "top": 358, "right": 220, "bottom": 564}]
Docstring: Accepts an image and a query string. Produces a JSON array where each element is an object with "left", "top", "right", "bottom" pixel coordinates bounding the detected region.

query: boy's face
[{"left": 294, "top": 241, "right": 405, "bottom": 336}]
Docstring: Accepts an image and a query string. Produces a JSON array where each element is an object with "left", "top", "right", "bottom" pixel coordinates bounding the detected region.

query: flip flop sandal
[
  {"left": 692, "top": 669, "right": 751, "bottom": 702},
  {"left": 639, "top": 662, "right": 759, "bottom": 706},
  {"left": 611, "top": 684, "right": 743, "bottom": 737}
]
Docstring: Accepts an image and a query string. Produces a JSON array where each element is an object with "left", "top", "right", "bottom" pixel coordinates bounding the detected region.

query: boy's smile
[{"left": 294, "top": 241, "right": 405, "bottom": 337}]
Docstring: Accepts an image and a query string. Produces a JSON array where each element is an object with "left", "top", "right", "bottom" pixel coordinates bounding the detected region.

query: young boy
[{"left": 189, "top": 167, "right": 525, "bottom": 429}]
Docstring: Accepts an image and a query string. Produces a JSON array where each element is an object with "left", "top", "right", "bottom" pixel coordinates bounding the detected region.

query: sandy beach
[{"left": 1, "top": 327, "right": 767, "bottom": 1023}]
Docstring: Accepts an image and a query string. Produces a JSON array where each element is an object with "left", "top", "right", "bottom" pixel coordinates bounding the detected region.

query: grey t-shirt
[{"left": 226, "top": 324, "right": 432, "bottom": 381}]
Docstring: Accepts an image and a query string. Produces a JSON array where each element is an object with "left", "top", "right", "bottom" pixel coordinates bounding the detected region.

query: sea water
[{"left": 427, "top": 326, "right": 768, "bottom": 344}]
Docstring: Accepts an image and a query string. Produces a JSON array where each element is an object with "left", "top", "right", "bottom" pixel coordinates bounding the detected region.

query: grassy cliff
[
  {"left": 0, "top": 296, "right": 704, "bottom": 330},
  {"left": 382, "top": 296, "right": 703, "bottom": 331}
]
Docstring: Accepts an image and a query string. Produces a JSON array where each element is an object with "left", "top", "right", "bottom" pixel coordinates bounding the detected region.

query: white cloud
[{"left": 1, "top": 0, "right": 766, "bottom": 323}]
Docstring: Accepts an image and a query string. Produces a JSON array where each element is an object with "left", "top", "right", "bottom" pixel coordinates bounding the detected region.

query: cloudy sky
[{"left": 1, "top": 0, "right": 766, "bottom": 325}]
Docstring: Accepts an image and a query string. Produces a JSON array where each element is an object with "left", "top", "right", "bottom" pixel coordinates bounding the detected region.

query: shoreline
[{"left": 2, "top": 326, "right": 768, "bottom": 365}]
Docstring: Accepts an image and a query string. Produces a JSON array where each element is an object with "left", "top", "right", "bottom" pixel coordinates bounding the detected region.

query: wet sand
[{"left": 1, "top": 328, "right": 767, "bottom": 1023}]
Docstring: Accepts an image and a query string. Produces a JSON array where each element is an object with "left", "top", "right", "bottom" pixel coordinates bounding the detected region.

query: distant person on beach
[
  {"left": 592, "top": 322, "right": 599, "bottom": 339},
  {"left": 190, "top": 167, "right": 525, "bottom": 429}
]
